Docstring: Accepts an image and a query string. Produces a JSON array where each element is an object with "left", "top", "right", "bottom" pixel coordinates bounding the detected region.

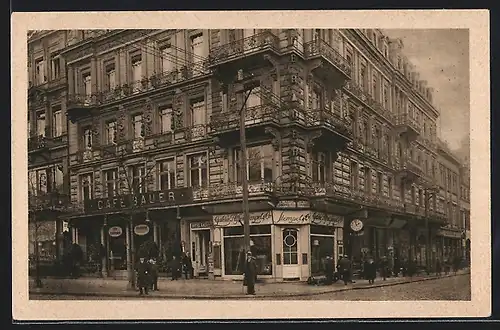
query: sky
[{"left": 383, "top": 29, "right": 470, "bottom": 161}]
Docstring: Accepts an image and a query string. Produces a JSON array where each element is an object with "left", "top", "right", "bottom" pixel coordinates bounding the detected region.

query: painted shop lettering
[
  {"left": 213, "top": 211, "right": 272, "bottom": 227},
  {"left": 275, "top": 211, "right": 310, "bottom": 224}
]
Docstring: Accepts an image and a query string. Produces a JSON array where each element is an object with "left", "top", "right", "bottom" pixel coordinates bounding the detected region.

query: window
[
  {"left": 364, "top": 167, "right": 371, "bottom": 193},
  {"left": 132, "top": 114, "right": 144, "bottom": 139},
  {"left": 372, "top": 73, "right": 379, "bottom": 101},
  {"left": 105, "top": 121, "right": 117, "bottom": 145},
  {"left": 310, "top": 226, "right": 335, "bottom": 276},
  {"left": 190, "top": 97, "right": 206, "bottom": 126},
  {"left": 130, "top": 164, "right": 146, "bottom": 194},
  {"left": 388, "top": 176, "right": 393, "bottom": 198},
  {"left": 360, "top": 62, "right": 367, "bottom": 91},
  {"left": 80, "top": 173, "right": 93, "bottom": 201},
  {"left": 158, "top": 158, "right": 176, "bottom": 190},
  {"left": 105, "top": 64, "right": 116, "bottom": 91},
  {"left": 383, "top": 43, "right": 389, "bottom": 57},
  {"left": 50, "top": 57, "right": 60, "bottom": 80},
  {"left": 160, "top": 43, "right": 175, "bottom": 72},
  {"left": 29, "top": 169, "right": 47, "bottom": 195},
  {"left": 35, "top": 58, "right": 45, "bottom": 85},
  {"left": 36, "top": 111, "right": 46, "bottom": 137},
  {"left": 131, "top": 55, "right": 142, "bottom": 92},
  {"left": 159, "top": 105, "right": 173, "bottom": 134},
  {"left": 411, "top": 186, "right": 416, "bottom": 204},
  {"left": 377, "top": 172, "right": 383, "bottom": 194},
  {"left": 309, "top": 88, "right": 320, "bottom": 110},
  {"left": 350, "top": 161, "right": 359, "bottom": 190},
  {"left": 418, "top": 189, "right": 423, "bottom": 206},
  {"left": 188, "top": 153, "right": 208, "bottom": 188},
  {"left": 223, "top": 225, "right": 272, "bottom": 276},
  {"left": 312, "top": 152, "right": 327, "bottom": 182},
  {"left": 383, "top": 81, "right": 389, "bottom": 109},
  {"left": 245, "top": 86, "right": 261, "bottom": 108},
  {"left": 103, "top": 168, "right": 118, "bottom": 197},
  {"left": 283, "top": 229, "right": 299, "bottom": 265},
  {"left": 52, "top": 107, "right": 62, "bottom": 137},
  {"left": 234, "top": 145, "right": 273, "bottom": 184},
  {"left": 190, "top": 33, "right": 204, "bottom": 66},
  {"left": 82, "top": 73, "right": 92, "bottom": 96}
]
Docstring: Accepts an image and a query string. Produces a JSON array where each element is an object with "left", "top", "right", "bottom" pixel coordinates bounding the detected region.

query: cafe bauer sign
[{"left": 83, "top": 188, "right": 193, "bottom": 214}]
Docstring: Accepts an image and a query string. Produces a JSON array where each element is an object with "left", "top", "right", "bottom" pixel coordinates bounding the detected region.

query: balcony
[
  {"left": 192, "top": 181, "right": 273, "bottom": 201},
  {"left": 343, "top": 82, "right": 394, "bottom": 123},
  {"left": 66, "top": 94, "right": 98, "bottom": 123},
  {"left": 208, "top": 30, "right": 280, "bottom": 75},
  {"left": 416, "top": 134, "right": 437, "bottom": 151},
  {"left": 210, "top": 88, "right": 281, "bottom": 141},
  {"left": 394, "top": 113, "right": 421, "bottom": 140},
  {"left": 304, "top": 38, "right": 352, "bottom": 88},
  {"left": 396, "top": 157, "right": 424, "bottom": 183},
  {"left": 28, "top": 134, "right": 68, "bottom": 153},
  {"left": 29, "top": 191, "right": 71, "bottom": 213}
]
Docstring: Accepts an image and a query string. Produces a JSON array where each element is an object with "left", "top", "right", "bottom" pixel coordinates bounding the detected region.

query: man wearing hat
[
  {"left": 243, "top": 251, "right": 257, "bottom": 295},
  {"left": 338, "top": 254, "right": 352, "bottom": 285}
]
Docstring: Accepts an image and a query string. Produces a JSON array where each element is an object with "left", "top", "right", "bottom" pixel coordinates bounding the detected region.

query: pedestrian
[
  {"left": 453, "top": 256, "right": 460, "bottom": 275},
  {"left": 182, "top": 252, "right": 194, "bottom": 279},
  {"left": 407, "top": 258, "right": 417, "bottom": 280},
  {"left": 393, "top": 256, "right": 400, "bottom": 277},
  {"left": 243, "top": 251, "right": 257, "bottom": 295},
  {"left": 149, "top": 258, "right": 159, "bottom": 291},
  {"left": 365, "top": 257, "right": 377, "bottom": 284},
  {"left": 135, "top": 257, "right": 152, "bottom": 295},
  {"left": 324, "top": 255, "right": 334, "bottom": 285},
  {"left": 444, "top": 258, "right": 450, "bottom": 275},
  {"left": 435, "top": 258, "right": 442, "bottom": 276},
  {"left": 338, "top": 255, "right": 352, "bottom": 285},
  {"left": 171, "top": 255, "right": 181, "bottom": 281},
  {"left": 380, "top": 256, "right": 389, "bottom": 281}
]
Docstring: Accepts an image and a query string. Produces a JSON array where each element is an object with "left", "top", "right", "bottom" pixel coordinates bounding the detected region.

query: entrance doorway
[
  {"left": 282, "top": 228, "right": 300, "bottom": 279},
  {"left": 191, "top": 229, "right": 210, "bottom": 277}
]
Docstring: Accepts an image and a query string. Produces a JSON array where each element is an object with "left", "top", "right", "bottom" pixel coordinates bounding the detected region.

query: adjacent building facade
[{"left": 27, "top": 29, "right": 470, "bottom": 281}]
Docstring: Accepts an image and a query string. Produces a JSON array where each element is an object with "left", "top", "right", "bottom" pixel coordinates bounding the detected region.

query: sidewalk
[{"left": 29, "top": 269, "right": 470, "bottom": 299}]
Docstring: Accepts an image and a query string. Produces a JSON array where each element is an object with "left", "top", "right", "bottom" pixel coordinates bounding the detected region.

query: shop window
[
  {"left": 223, "top": 225, "right": 272, "bottom": 275},
  {"left": 310, "top": 225, "right": 335, "bottom": 276},
  {"left": 283, "top": 228, "right": 298, "bottom": 265},
  {"left": 234, "top": 144, "right": 273, "bottom": 184}
]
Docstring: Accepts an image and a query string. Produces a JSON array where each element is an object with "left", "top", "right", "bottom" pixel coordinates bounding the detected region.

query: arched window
[{"left": 283, "top": 228, "right": 299, "bottom": 265}]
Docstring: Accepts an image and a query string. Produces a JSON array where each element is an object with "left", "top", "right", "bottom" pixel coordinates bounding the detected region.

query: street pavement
[{"left": 29, "top": 269, "right": 469, "bottom": 300}]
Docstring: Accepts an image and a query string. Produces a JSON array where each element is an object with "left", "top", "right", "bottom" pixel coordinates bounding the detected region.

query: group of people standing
[{"left": 135, "top": 252, "right": 194, "bottom": 295}]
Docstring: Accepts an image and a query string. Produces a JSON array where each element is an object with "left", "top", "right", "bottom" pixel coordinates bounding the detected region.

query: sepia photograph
[{"left": 11, "top": 11, "right": 490, "bottom": 320}]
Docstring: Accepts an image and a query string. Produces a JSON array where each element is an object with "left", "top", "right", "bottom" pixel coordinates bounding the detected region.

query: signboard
[
  {"left": 437, "top": 228, "right": 462, "bottom": 239},
  {"left": 213, "top": 211, "right": 272, "bottom": 227},
  {"left": 311, "top": 212, "right": 344, "bottom": 227},
  {"left": 273, "top": 211, "right": 310, "bottom": 225},
  {"left": 134, "top": 224, "right": 150, "bottom": 236},
  {"left": 190, "top": 221, "right": 212, "bottom": 229},
  {"left": 108, "top": 226, "right": 123, "bottom": 237},
  {"left": 83, "top": 187, "right": 193, "bottom": 214}
]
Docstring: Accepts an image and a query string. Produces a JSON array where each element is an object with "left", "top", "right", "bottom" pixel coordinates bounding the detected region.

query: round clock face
[{"left": 350, "top": 219, "right": 364, "bottom": 232}]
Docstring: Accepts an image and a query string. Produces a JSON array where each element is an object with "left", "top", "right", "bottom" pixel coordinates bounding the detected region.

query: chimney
[{"left": 420, "top": 80, "right": 427, "bottom": 94}]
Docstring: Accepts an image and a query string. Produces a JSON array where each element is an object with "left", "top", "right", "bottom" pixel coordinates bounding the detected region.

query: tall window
[
  {"left": 190, "top": 97, "right": 206, "bottom": 126},
  {"left": 161, "top": 44, "right": 175, "bottom": 72},
  {"left": 309, "top": 88, "right": 320, "bottom": 110},
  {"left": 359, "top": 62, "right": 367, "bottom": 91},
  {"left": 350, "top": 161, "right": 359, "bottom": 190},
  {"left": 50, "top": 57, "right": 60, "bottom": 80},
  {"left": 234, "top": 145, "right": 273, "bottom": 184},
  {"left": 131, "top": 55, "right": 142, "bottom": 92},
  {"left": 83, "top": 73, "right": 92, "bottom": 97},
  {"left": 80, "top": 173, "right": 93, "bottom": 201},
  {"left": 47, "top": 165, "right": 64, "bottom": 193},
  {"left": 104, "top": 168, "right": 118, "bottom": 197},
  {"left": 52, "top": 107, "right": 62, "bottom": 137},
  {"left": 35, "top": 58, "right": 45, "bottom": 85},
  {"left": 364, "top": 167, "right": 371, "bottom": 193},
  {"left": 188, "top": 153, "right": 208, "bottom": 187},
  {"left": 283, "top": 229, "right": 299, "bottom": 265},
  {"left": 372, "top": 73, "right": 379, "bottom": 101},
  {"left": 246, "top": 86, "right": 261, "bottom": 108},
  {"left": 377, "top": 172, "right": 383, "bottom": 194},
  {"left": 411, "top": 186, "right": 416, "bottom": 204},
  {"left": 190, "top": 33, "right": 204, "bottom": 73},
  {"left": 130, "top": 164, "right": 146, "bottom": 194},
  {"left": 105, "top": 121, "right": 117, "bottom": 145},
  {"left": 105, "top": 64, "right": 116, "bottom": 91},
  {"left": 158, "top": 158, "right": 176, "bottom": 190},
  {"left": 36, "top": 111, "right": 46, "bottom": 137},
  {"left": 311, "top": 152, "right": 327, "bottom": 183},
  {"left": 383, "top": 81, "right": 389, "bottom": 109},
  {"left": 83, "top": 126, "right": 93, "bottom": 149},
  {"left": 132, "top": 114, "right": 144, "bottom": 139},
  {"left": 388, "top": 176, "right": 393, "bottom": 198},
  {"left": 159, "top": 105, "right": 173, "bottom": 134}
]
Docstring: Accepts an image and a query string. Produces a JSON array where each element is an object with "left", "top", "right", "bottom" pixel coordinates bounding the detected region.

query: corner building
[{"left": 60, "top": 29, "right": 467, "bottom": 281}]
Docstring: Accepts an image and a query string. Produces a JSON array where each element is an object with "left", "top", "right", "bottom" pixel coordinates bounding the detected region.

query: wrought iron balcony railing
[
  {"left": 303, "top": 107, "right": 353, "bottom": 137},
  {"left": 67, "top": 94, "right": 99, "bottom": 108},
  {"left": 303, "top": 38, "right": 352, "bottom": 77},
  {"left": 28, "top": 134, "right": 68, "bottom": 151},
  {"left": 208, "top": 30, "right": 280, "bottom": 66},
  {"left": 192, "top": 181, "right": 273, "bottom": 201}
]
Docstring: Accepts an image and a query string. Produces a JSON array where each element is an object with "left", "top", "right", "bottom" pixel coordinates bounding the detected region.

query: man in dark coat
[
  {"left": 149, "top": 258, "right": 159, "bottom": 291},
  {"left": 243, "top": 251, "right": 257, "bottom": 295},
  {"left": 135, "top": 257, "right": 152, "bottom": 295},
  {"left": 365, "top": 257, "right": 377, "bottom": 284},
  {"left": 182, "top": 252, "right": 194, "bottom": 279},
  {"left": 380, "top": 256, "right": 389, "bottom": 281},
  {"left": 324, "top": 256, "right": 334, "bottom": 285},
  {"left": 393, "top": 256, "right": 400, "bottom": 277},
  {"left": 435, "top": 258, "right": 442, "bottom": 276},
  {"left": 171, "top": 255, "right": 181, "bottom": 280},
  {"left": 338, "top": 255, "right": 352, "bottom": 285}
]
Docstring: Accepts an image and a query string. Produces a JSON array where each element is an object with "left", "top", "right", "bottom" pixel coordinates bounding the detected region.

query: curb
[{"left": 30, "top": 272, "right": 469, "bottom": 299}]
